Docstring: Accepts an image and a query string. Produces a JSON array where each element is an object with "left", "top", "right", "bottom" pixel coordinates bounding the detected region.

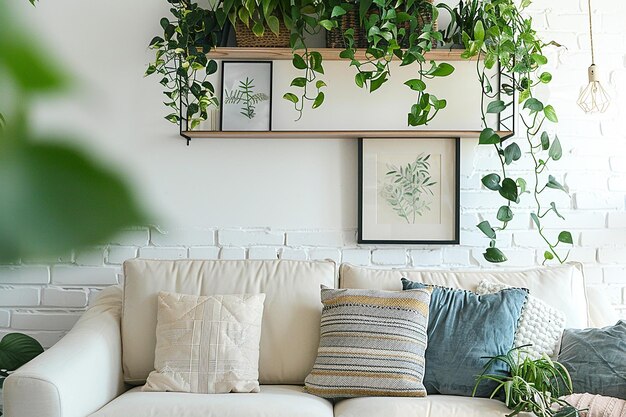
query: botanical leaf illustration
[
  {"left": 379, "top": 153, "right": 437, "bottom": 224},
  {"left": 224, "top": 76, "right": 269, "bottom": 119}
]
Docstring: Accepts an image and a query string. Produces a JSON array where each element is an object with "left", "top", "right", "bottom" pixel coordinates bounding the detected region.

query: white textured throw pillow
[
  {"left": 476, "top": 280, "right": 565, "bottom": 359},
  {"left": 143, "top": 291, "right": 265, "bottom": 394}
]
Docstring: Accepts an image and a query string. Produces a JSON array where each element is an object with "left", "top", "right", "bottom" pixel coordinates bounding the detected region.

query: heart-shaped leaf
[
  {"left": 477, "top": 220, "right": 496, "bottom": 239},
  {"left": 0, "top": 333, "right": 44, "bottom": 372},
  {"left": 558, "top": 231, "right": 573, "bottom": 244},
  {"left": 497, "top": 206, "right": 514, "bottom": 222},
  {"left": 484, "top": 247, "right": 507, "bottom": 263},
  {"left": 499, "top": 178, "right": 519, "bottom": 202},
  {"left": 482, "top": 173, "right": 501, "bottom": 191}
]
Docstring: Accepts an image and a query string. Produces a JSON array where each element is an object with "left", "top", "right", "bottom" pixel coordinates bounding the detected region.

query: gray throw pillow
[
  {"left": 402, "top": 278, "right": 528, "bottom": 397},
  {"left": 558, "top": 320, "right": 626, "bottom": 400}
]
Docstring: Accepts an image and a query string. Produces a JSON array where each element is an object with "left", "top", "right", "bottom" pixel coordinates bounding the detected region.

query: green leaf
[
  {"left": 544, "top": 251, "right": 554, "bottom": 261},
  {"left": 484, "top": 247, "right": 507, "bottom": 263},
  {"left": 549, "top": 136, "right": 562, "bottom": 160},
  {"left": 541, "top": 132, "right": 550, "bottom": 150},
  {"left": 531, "top": 53, "right": 548, "bottom": 65},
  {"left": 404, "top": 79, "right": 427, "bottom": 92},
  {"left": 499, "top": 178, "right": 518, "bottom": 202},
  {"left": 429, "top": 63, "right": 455, "bottom": 77},
  {"left": 551, "top": 202, "right": 565, "bottom": 220},
  {"left": 517, "top": 178, "right": 528, "bottom": 194},
  {"left": 0, "top": 333, "right": 43, "bottom": 371},
  {"left": 283, "top": 93, "right": 299, "bottom": 104},
  {"left": 487, "top": 100, "right": 506, "bottom": 114},
  {"left": 312, "top": 92, "right": 325, "bottom": 109},
  {"left": 544, "top": 105, "right": 558, "bottom": 122},
  {"left": 0, "top": 33, "right": 66, "bottom": 93},
  {"left": 370, "top": 72, "right": 388, "bottom": 92},
  {"left": 315, "top": 80, "right": 327, "bottom": 89},
  {"left": 479, "top": 128, "right": 500, "bottom": 145},
  {"left": 558, "top": 231, "right": 573, "bottom": 244},
  {"left": 266, "top": 15, "right": 280, "bottom": 36},
  {"left": 477, "top": 221, "right": 496, "bottom": 239},
  {"left": 539, "top": 72, "right": 552, "bottom": 83},
  {"left": 497, "top": 206, "right": 514, "bottom": 222},
  {"left": 531, "top": 212, "right": 541, "bottom": 229},
  {"left": 331, "top": 5, "right": 347, "bottom": 18},
  {"left": 0, "top": 141, "right": 145, "bottom": 263},
  {"left": 251, "top": 21, "right": 265, "bottom": 37},
  {"left": 504, "top": 142, "right": 522, "bottom": 165},
  {"left": 292, "top": 54, "right": 307, "bottom": 70},
  {"left": 523, "top": 98, "right": 544, "bottom": 112},
  {"left": 354, "top": 73, "right": 365, "bottom": 88},
  {"left": 290, "top": 77, "right": 307, "bottom": 87},
  {"left": 546, "top": 175, "right": 567, "bottom": 193},
  {"left": 482, "top": 173, "right": 501, "bottom": 191},
  {"left": 318, "top": 19, "right": 334, "bottom": 31},
  {"left": 474, "top": 20, "right": 485, "bottom": 42}
]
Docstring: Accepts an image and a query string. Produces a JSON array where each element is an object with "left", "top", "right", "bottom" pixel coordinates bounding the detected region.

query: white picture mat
[
  {"left": 361, "top": 138, "right": 457, "bottom": 242},
  {"left": 221, "top": 62, "right": 272, "bottom": 131}
]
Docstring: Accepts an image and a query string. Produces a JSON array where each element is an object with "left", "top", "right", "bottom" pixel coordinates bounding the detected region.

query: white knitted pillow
[{"left": 476, "top": 280, "right": 566, "bottom": 359}]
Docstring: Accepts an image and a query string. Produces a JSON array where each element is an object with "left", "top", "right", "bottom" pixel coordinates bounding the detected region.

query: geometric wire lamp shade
[
  {"left": 577, "top": 64, "right": 611, "bottom": 114},
  {"left": 578, "top": 0, "right": 610, "bottom": 114}
]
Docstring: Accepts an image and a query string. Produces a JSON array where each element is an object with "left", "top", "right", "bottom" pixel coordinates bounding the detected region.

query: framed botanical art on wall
[
  {"left": 358, "top": 137, "right": 460, "bottom": 244},
  {"left": 221, "top": 61, "right": 272, "bottom": 131}
]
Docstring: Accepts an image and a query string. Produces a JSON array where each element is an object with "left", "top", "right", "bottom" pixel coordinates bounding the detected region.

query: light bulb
[{"left": 577, "top": 64, "right": 610, "bottom": 114}]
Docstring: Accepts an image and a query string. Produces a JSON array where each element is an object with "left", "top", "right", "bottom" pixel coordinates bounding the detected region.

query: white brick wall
[{"left": 1, "top": 0, "right": 625, "bottom": 348}]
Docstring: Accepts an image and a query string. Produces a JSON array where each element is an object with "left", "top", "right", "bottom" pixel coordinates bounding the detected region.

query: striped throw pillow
[{"left": 304, "top": 286, "right": 432, "bottom": 399}]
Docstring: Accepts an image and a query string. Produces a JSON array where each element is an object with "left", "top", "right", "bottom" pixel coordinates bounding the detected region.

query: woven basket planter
[
  {"left": 235, "top": 20, "right": 290, "bottom": 48},
  {"left": 325, "top": 0, "right": 438, "bottom": 49}
]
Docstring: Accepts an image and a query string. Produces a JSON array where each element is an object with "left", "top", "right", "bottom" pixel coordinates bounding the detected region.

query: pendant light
[{"left": 577, "top": 0, "right": 610, "bottom": 113}]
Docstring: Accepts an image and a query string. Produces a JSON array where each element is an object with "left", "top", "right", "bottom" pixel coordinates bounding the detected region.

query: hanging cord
[{"left": 587, "top": 0, "right": 595, "bottom": 65}]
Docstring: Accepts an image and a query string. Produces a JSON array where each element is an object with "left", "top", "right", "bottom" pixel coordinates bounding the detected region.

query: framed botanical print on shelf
[
  {"left": 220, "top": 61, "right": 272, "bottom": 131},
  {"left": 358, "top": 137, "right": 460, "bottom": 244}
]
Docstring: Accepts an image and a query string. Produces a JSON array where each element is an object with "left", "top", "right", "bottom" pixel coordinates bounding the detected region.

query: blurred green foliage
[{"left": 0, "top": 1, "right": 145, "bottom": 263}]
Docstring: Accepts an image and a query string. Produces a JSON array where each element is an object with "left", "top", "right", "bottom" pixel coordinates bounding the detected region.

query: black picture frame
[
  {"left": 220, "top": 61, "right": 273, "bottom": 131},
  {"left": 358, "top": 137, "right": 461, "bottom": 245}
]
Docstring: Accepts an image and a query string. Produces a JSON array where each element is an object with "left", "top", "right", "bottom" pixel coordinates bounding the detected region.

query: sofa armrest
[{"left": 4, "top": 286, "right": 126, "bottom": 417}]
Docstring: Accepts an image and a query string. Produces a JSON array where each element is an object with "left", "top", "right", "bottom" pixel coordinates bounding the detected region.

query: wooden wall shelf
[
  {"left": 182, "top": 130, "right": 513, "bottom": 140},
  {"left": 208, "top": 47, "right": 471, "bottom": 62}
]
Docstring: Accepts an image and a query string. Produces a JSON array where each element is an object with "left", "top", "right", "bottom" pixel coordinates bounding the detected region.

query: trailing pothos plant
[
  {"left": 146, "top": 0, "right": 223, "bottom": 129},
  {"left": 462, "top": 0, "right": 572, "bottom": 264},
  {"left": 316, "top": 0, "right": 453, "bottom": 126}
]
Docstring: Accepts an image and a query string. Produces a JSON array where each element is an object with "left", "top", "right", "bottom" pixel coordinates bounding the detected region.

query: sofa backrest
[
  {"left": 121, "top": 259, "right": 335, "bottom": 385},
  {"left": 339, "top": 263, "right": 589, "bottom": 329}
]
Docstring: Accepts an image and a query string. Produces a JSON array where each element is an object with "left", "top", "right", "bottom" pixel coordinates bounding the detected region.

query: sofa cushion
[
  {"left": 402, "top": 279, "right": 528, "bottom": 397},
  {"left": 334, "top": 394, "right": 513, "bottom": 417},
  {"left": 558, "top": 321, "right": 626, "bottom": 400},
  {"left": 304, "top": 287, "right": 432, "bottom": 399},
  {"left": 476, "top": 279, "right": 566, "bottom": 359},
  {"left": 143, "top": 292, "right": 265, "bottom": 394},
  {"left": 122, "top": 259, "right": 335, "bottom": 385},
  {"left": 339, "top": 263, "right": 588, "bottom": 328},
  {"left": 89, "top": 385, "right": 334, "bottom": 417}
]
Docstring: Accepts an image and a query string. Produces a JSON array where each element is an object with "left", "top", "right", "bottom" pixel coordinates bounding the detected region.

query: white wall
[{"left": 1, "top": 0, "right": 625, "bottom": 347}]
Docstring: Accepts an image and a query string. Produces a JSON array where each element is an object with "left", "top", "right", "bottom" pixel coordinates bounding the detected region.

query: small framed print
[
  {"left": 220, "top": 61, "right": 272, "bottom": 131},
  {"left": 358, "top": 137, "right": 460, "bottom": 244}
]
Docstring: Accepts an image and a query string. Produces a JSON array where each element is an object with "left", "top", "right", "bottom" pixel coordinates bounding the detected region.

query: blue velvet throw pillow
[
  {"left": 558, "top": 321, "right": 626, "bottom": 400},
  {"left": 401, "top": 278, "right": 528, "bottom": 397}
]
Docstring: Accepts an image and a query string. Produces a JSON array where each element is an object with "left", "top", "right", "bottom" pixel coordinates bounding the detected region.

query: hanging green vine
[
  {"left": 465, "top": 0, "right": 571, "bottom": 263},
  {"left": 146, "top": 0, "right": 222, "bottom": 129}
]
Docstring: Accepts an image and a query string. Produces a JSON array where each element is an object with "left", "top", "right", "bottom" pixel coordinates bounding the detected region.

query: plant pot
[
  {"left": 326, "top": 8, "right": 368, "bottom": 49},
  {"left": 235, "top": 20, "right": 290, "bottom": 48}
]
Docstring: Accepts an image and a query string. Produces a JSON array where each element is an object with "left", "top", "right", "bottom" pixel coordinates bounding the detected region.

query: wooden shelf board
[
  {"left": 182, "top": 130, "right": 512, "bottom": 139},
  {"left": 208, "top": 47, "right": 471, "bottom": 61}
]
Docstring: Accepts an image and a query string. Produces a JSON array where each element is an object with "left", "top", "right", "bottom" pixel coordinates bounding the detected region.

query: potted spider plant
[{"left": 473, "top": 346, "right": 582, "bottom": 417}]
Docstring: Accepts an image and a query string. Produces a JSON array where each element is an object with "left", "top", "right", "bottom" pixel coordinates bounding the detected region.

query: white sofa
[{"left": 4, "top": 259, "right": 617, "bottom": 417}]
